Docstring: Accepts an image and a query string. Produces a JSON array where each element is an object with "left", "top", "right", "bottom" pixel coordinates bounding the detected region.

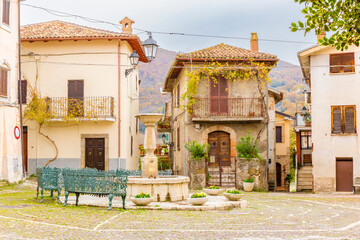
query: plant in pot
[
  {"left": 285, "top": 174, "right": 294, "bottom": 192},
  {"left": 130, "top": 192, "right": 153, "bottom": 206},
  {"left": 187, "top": 192, "right": 208, "bottom": 205},
  {"left": 243, "top": 177, "right": 255, "bottom": 192},
  {"left": 184, "top": 141, "right": 209, "bottom": 162},
  {"left": 224, "top": 189, "right": 244, "bottom": 201},
  {"left": 204, "top": 185, "right": 225, "bottom": 196},
  {"left": 236, "top": 131, "right": 261, "bottom": 160}
]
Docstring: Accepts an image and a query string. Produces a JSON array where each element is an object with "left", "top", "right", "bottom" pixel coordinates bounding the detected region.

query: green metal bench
[
  {"left": 35, "top": 167, "right": 63, "bottom": 204},
  {"left": 62, "top": 168, "right": 128, "bottom": 210}
]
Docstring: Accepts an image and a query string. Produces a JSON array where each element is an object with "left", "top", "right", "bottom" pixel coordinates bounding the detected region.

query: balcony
[
  {"left": 192, "top": 97, "right": 264, "bottom": 122},
  {"left": 49, "top": 96, "right": 115, "bottom": 121}
]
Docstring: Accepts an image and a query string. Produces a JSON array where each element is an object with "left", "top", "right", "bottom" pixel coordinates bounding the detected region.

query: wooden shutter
[
  {"left": 344, "top": 106, "right": 356, "bottom": 133},
  {"left": 276, "top": 126, "right": 282, "bottom": 143},
  {"left": 332, "top": 106, "right": 342, "bottom": 134},
  {"left": 177, "top": 127, "right": 180, "bottom": 150},
  {"left": 2, "top": 0, "right": 10, "bottom": 25},
  {"left": 219, "top": 76, "right": 228, "bottom": 113},
  {"left": 330, "top": 53, "right": 354, "bottom": 73},
  {"left": 18, "top": 80, "right": 27, "bottom": 104},
  {"left": 176, "top": 84, "right": 180, "bottom": 107},
  {"left": 0, "top": 68, "right": 7, "bottom": 96}
]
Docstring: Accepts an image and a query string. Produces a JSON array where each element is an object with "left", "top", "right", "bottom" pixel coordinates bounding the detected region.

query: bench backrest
[
  {"left": 36, "top": 167, "right": 63, "bottom": 190},
  {"left": 63, "top": 168, "right": 128, "bottom": 195}
]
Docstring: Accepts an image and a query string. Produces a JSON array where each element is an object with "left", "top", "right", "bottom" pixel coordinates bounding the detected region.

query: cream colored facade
[
  {"left": 0, "top": 0, "right": 23, "bottom": 182},
  {"left": 275, "top": 111, "right": 293, "bottom": 189},
  {"left": 21, "top": 20, "right": 144, "bottom": 174},
  {"left": 299, "top": 44, "right": 360, "bottom": 192}
]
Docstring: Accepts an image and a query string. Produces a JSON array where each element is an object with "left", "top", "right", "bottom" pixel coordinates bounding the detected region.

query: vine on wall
[{"left": 181, "top": 60, "right": 276, "bottom": 142}]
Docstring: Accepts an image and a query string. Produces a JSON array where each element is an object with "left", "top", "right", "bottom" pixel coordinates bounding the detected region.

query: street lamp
[
  {"left": 161, "top": 134, "right": 167, "bottom": 144},
  {"left": 142, "top": 32, "right": 158, "bottom": 62},
  {"left": 301, "top": 106, "right": 307, "bottom": 115},
  {"left": 125, "top": 50, "right": 140, "bottom": 76}
]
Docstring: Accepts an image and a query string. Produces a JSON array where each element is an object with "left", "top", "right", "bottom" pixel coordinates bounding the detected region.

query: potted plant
[
  {"left": 130, "top": 192, "right": 153, "bottom": 206},
  {"left": 187, "top": 192, "right": 208, "bottom": 205},
  {"left": 224, "top": 189, "right": 244, "bottom": 201},
  {"left": 236, "top": 131, "right": 261, "bottom": 160},
  {"left": 285, "top": 174, "right": 294, "bottom": 192},
  {"left": 204, "top": 185, "right": 225, "bottom": 196},
  {"left": 305, "top": 116, "right": 311, "bottom": 126},
  {"left": 243, "top": 177, "right": 255, "bottom": 192}
]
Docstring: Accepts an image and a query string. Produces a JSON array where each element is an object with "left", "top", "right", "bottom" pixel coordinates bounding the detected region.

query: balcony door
[
  {"left": 210, "top": 76, "right": 228, "bottom": 114},
  {"left": 68, "top": 80, "right": 84, "bottom": 117}
]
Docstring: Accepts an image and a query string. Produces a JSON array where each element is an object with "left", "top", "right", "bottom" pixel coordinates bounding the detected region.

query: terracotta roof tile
[
  {"left": 21, "top": 20, "right": 136, "bottom": 40},
  {"left": 177, "top": 43, "right": 277, "bottom": 61}
]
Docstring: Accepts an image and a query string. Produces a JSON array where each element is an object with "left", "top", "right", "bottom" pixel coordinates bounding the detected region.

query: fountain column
[{"left": 136, "top": 113, "right": 163, "bottom": 178}]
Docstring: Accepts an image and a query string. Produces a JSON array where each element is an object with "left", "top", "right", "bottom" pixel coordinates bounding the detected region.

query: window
[
  {"left": 331, "top": 105, "right": 356, "bottom": 134},
  {"left": 301, "top": 131, "right": 312, "bottom": 149},
  {"left": 330, "top": 53, "right": 355, "bottom": 74},
  {"left": 276, "top": 126, "right": 282, "bottom": 143},
  {"left": 19, "top": 80, "right": 27, "bottom": 104},
  {"left": 177, "top": 127, "right": 180, "bottom": 150},
  {"left": 130, "top": 136, "right": 133, "bottom": 156},
  {"left": 2, "top": 0, "right": 10, "bottom": 26},
  {"left": 210, "top": 75, "right": 228, "bottom": 114},
  {"left": 0, "top": 68, "right": 8, "bottom": 97},
  {"left": 175, "top": 84, "right": 180, "bottom": 107}
]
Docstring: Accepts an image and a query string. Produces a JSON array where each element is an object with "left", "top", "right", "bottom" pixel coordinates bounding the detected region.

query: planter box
[
  {"left": 187, "top": 197, "right": 208, "bottom": 205},
  {"left": 224, "top": 192, "right": 243, "bottom": 201},
  {"left": 130, "top": 197, "right": 153, "bottom": 206},
  {"left": 243, "top": 182, "right": 255, "bottom": 192},
  {"left": 204, "top": 188, "right": 225, "bottom": 196}
]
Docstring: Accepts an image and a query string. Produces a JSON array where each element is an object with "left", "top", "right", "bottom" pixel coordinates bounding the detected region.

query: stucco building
[
  {"left": 20, "top": 18, "right": 147, "bottom": 174},
  {"left": 298, "top": 34, "right": 360, "bottom": 192},
  {"left": 163, "top": 34, "right": 283, "bottom": 190},
  {"left": 0, "top": 0, "right": 23, "bottom": 183},
  {"left": 275, "top": 111, "right": 294, "bottom": 191}
]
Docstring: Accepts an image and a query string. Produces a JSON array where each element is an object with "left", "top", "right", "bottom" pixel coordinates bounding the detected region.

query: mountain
[{"left": 139, "top": 48, "right": 307, "bottom": 115}]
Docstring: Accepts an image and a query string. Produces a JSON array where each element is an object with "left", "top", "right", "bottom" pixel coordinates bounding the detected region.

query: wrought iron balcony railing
[
  {"left": 49, "top": 96, "right": 114, "bottom": 120},
  {"left": 192, "top": 97, "right": 263, "bottom": 120}
]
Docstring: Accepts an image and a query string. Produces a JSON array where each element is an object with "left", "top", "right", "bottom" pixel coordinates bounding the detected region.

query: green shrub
[
  {"left": 191, "top": 192, "right": 206, "bottom": 198},
  {"left": 236, "top": 131, "right": 261, "bottom": 160},
  {"left": 185, "top": 141, "right": 209, "bottom": 162},
  {"left": 285, "top": 174, "right": 294, "bottom": 183},
  {"left": 243, "top": 177, "right": 254, "bottom": 183},
  {"left": 208, "top": 186, "right": 219, "bottom": 189},
  {"left": 225, "top": 189, "right": 242, "bottom": 194}
]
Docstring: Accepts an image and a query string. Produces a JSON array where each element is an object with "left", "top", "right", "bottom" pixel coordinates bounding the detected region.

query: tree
[{"left": 291, "top": 0, "right": 360, "bottom": 51}]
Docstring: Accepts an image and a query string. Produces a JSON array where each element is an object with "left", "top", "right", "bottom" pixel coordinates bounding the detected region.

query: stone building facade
[{"left": 164, "top": 36, "right": 283, "bottom": 190}]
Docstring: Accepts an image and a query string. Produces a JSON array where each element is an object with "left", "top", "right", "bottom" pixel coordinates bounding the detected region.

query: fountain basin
[{"left": 127, "top": 176, "right": 190, "bottom": 202}]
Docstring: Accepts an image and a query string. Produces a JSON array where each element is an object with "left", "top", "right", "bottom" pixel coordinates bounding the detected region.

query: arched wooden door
[{"left": 208, "top": 131, "right": 233, "bottom": 186}]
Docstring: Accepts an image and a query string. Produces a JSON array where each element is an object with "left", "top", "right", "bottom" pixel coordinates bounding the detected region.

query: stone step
[
  {"left": 298, "top": 177, "right": 312, "bottom": 181},
  {"left": 298, "top": 173, "right": 313, "bottom": 177}
]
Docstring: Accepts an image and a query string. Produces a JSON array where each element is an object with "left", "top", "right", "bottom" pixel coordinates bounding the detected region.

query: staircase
[
  {"left": 297, "top": 166, "right": 313, "bottom": 191},
  {"left": 208, "top": 170, "right": 236, "bottom": 187}
]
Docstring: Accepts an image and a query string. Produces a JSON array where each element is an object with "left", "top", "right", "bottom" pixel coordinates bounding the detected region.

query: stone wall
[
  {"left": 236, "top": 158, "right": 267, "bottom": 190},
  {"left": 189, "top": 158, "right": 206, "bottom": 190}
]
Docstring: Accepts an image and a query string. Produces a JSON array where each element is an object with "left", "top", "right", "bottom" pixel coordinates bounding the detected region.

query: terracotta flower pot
[
  {"left": 204, "top": 188, "right": 225, "bottom": 196},
  {"left": 130, "top": 197, "right": 153, "bottom": 206},
  {"left": 243, "top": 182, "right": 255, "bottom": 192},
  {"left": 187, "top": 197, "right": 208, "bottom": 205},
  {"left": 224, "top": 192, "right": 244, "bottom": 201}
]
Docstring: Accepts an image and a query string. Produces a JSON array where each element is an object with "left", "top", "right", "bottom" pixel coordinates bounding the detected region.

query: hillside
[{"left": 139, "top": 48, "right": 307, "bottom": 115}]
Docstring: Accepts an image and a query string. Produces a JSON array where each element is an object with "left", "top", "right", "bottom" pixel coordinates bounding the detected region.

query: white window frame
[{"left": 0, "top": 0, "right": 12, "bottom": 32}]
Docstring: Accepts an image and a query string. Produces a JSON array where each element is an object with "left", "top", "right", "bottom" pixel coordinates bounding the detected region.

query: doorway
[
  {"left": 68, "top": 80, "right": 84, "bottom": 117},
  {"left": 23, "top": 126, "right": 28, "bottom": 173},
  {"left": 336, "top": 158, "right": 353, "bottom": 192},
  {"left": 85, "top": 138, "right": 105, "bottom": 170},
  {"left": 276, "top": 162, "right": 282, "bottom": 187}
]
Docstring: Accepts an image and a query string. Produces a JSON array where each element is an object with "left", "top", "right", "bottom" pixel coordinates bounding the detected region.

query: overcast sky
[{"left": 21, "top": 0, "right": 315, "bottom": 64}]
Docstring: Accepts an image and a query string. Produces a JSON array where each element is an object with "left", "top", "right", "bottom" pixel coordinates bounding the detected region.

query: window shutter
[
  {"left": 344, "top": 106, "right": 356, "bottom": 133},
  {"left": 330, "top": 54, "right": 342, "bottom": 73},
  {"left": 18, "top": 80, "right": 27, "bottom": 104},
  {"left": 176, "top": 84, "right": 180, "bottom": 107},
  {"left": 177, "top": 127, "right": 180, "bottom": 150},
  {"left": 2, "top": 0, "right": 10, "bottom": 25},
  {"left": 332, "top": 106, "right": 342, "bottom": 134},
  {"left": 219, "top": 76, "right": 228, "bottom": 113},
  {"left": 0, "top": 69, "right": 7, "bottom": 96},
  {"left": 276, "top": 126, "right": 282, "bottom": 143},
  {"left": 343, "top": 53, "right": 355, "bottom": 73}
]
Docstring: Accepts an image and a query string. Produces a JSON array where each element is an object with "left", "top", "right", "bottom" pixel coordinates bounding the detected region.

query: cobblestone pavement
[{"left": 1, "top": 183, "right": 360, "bottom": 239}]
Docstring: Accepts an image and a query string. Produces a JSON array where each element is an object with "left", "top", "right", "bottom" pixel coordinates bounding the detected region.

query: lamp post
[
  {"left": 142, "top": 32, "right": 158, "bottom": 62},
  {"left": 125, "top": 50, "right": 140, "bottom": 76}
]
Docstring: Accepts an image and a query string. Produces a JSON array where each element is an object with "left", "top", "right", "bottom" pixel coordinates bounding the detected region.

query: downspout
[
  {"left": 117, "top": 40, "right": 121, "bottom": 165},
  {"left": 18, "top": 1, "right": 25, "bottom": 178},
  {"left": 170, "top": 92, "right": 174, "bottom": 173},
  {"left": 266, "top": 82, "right": 269, "bottom": 186}
]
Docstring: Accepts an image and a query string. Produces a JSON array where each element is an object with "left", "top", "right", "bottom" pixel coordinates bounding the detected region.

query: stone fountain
[{"left": 127, "top": 113, "right": 189, "bottom": 202}]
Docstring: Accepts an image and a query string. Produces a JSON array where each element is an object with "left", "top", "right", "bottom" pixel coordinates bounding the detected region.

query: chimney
[
  {"left": 250, "top": 32, "right": 259, "bottom": 52},
  {"left": 317, "top": 31, "right": 326, "bottom": 44},
  {"left": 119, "top": 17, "right": 135, "bottom": 34}
]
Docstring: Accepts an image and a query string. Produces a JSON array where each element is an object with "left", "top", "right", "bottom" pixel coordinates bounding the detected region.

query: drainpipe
[
  {"left": 18, "top": 1, "right": 25, "bottom": 178},
  {"left": 266, "top": 82, "right": 269, "bottom": 185},
  {"left": 170, "top": 93, "right": 174, "bottom": 173},
  {"left": 117, "top": 40, "right": 121, "bottom": 165}
]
